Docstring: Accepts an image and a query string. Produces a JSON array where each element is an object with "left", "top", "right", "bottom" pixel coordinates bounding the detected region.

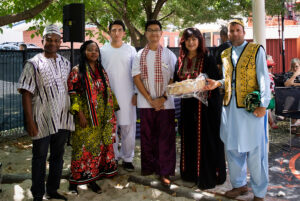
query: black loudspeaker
[{"left": 63, "top": 3, "right": 85, "bottom": 42}]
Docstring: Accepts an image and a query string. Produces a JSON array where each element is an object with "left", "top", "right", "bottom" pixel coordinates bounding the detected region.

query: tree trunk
[
  {"left": 139, "top": 35, "right": 148, "bottom": 48},
  {"left": 0, "top": 0, "right": 54, "bottom": 27}
]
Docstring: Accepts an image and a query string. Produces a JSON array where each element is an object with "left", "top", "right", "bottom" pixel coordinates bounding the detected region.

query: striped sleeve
[{"left": 18, "top": 62, "right": 36, "bottom": 94}]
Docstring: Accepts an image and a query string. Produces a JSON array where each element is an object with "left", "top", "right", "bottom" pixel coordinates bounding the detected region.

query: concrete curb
[
  {"left": 1, "top": 170, "right": 70, "bottom": 184},
  {"left": 128, "top": 174, "right": 233, "bottom": 201}
]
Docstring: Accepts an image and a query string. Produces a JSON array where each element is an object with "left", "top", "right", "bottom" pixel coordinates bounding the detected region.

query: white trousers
[
  {"left": 113, "top": 122, "right": 136, "bottom": 162},
  {"left": 226, "top": 138, "right": 268, "bottom": 198}
]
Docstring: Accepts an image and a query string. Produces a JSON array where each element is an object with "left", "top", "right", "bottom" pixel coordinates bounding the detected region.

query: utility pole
[{"left": 281, "top": 0, "right": 286, "bottom": 73}]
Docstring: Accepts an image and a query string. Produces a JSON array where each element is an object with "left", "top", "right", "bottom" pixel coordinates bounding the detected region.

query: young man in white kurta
[{"left": 100, "top": 20, "right": 137, "bottom": 171}]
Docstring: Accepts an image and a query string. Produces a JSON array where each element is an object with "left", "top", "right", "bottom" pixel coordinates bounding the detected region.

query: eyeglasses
[
  {"left": 147, "top": 29, "right": 161, "bottom": 33},
  {"left": 110, "top": 29, "right": 124, "bottom": 33}
]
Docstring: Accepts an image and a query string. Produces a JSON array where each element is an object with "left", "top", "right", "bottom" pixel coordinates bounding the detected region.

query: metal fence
[
  {"left": 0, "top": 49, "right": 80, "bottom": 137},
  {"left": 0, "top": 46, "right": 215, "bottom": 137}
]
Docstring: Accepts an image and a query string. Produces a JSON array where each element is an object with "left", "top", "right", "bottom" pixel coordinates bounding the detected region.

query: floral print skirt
[{"left": 69, "top": 144, "right": 117, "bottom": 184}]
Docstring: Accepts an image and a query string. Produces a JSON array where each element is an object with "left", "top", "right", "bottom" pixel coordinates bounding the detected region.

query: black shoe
[
  {"left": 88, "top": 181, "right": 102, "bottom": 194},
  {"left": 122, "top": 162, "right": 135, "bottom": 172},
  {"left": 46, "top": 192, "right": 67, "bottom": 200},
  {"left": 68, "top": 183, "right": 78, "bottom": 194},
  {"left": 33, "top": 197, "right": 43, "bottom": 201}
]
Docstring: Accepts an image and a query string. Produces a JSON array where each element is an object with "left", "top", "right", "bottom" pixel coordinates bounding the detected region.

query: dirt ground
[{"left": 0, "top": 118, "right": 299, "bottom": 201}]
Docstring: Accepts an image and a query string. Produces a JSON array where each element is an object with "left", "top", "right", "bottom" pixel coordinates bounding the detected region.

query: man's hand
[
  {"left": 151, "top": 97, "right": 165, "bottom": 111},
  {"left": 203, "top": 78, "right": 221, "bottom": 91},
  {"left": 22, "top": 90, "right": 38, "bottom": 137},
  {"left": 27, "top": 121, "right": 38, "bottom": 137},
  {"left": 78, "top": 111, "right": 88, "bottom": 128},
  {"left": 253, "top": 107, "right": 266, "bottom": 118},
  {"left": 131, "top": 94, "right": 137, "bottom": 106}
]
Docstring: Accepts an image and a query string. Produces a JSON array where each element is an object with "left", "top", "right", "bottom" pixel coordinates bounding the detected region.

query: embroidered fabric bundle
[
  {"left": 166, "top": 73, "right": 208, "bottom": 105},
  {"left": 244, "top": 90, "right": 274, "bottom": 112}
]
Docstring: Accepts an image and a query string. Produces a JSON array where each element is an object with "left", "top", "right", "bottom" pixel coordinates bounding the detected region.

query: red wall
[
  {"left": 24, "top": 28, "right": 180, "bottom": 48},
  {"left": 266, "top": 38, "right": 300, "bottom": 74}
]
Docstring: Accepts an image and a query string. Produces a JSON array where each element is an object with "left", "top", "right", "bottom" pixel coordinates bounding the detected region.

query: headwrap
[
  {"left": 140, "top": 44, "right": 164, "bottom": 97},
  {"left": 43, "top": 24, "right": 61, "bottom": 37}
]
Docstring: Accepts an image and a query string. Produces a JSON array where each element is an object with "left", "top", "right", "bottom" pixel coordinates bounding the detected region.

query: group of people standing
[{"left": 18, "top": 18, "right": 271, "bottom": 201}]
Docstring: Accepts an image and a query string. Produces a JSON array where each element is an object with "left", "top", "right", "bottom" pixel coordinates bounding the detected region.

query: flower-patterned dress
[{"left": 67, "top": 64, "right": 119, "bottom": 184}]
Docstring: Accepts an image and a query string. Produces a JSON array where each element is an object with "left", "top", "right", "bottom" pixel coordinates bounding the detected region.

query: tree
[
  {"left": 0, "top": 0, "right": 55, "bottom": 27},
  {"left": 265, "top": 0, "right": 300, "bottom": 16},
  {"left": 1, "top": 0, "right": 299, "bottom": 46},
  {"left": 32, "top": 0, "right": 256, "bottom": 47},
  {"left": 82, "top": 0, "right": 255, "bottom": 46}
]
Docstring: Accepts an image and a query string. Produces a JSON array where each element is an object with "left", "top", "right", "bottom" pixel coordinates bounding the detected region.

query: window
[
  {"left": 164, "top": 36, "right": 169, "bottom": 47},
  {"left": 174, "top": 36, "right": 179, "bottom": 47}
]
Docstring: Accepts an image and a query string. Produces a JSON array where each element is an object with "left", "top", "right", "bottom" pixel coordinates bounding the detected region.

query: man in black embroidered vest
[
  {"left": 18, "top": 24, "right": 74, "bottom": 201},
  {"left": 204, "top": 19, "right": 271, "bottom": 201}
]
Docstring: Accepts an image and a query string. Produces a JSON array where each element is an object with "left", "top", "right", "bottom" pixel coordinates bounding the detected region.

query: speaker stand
[
  {"left": 70, "top": 41, "right": 74, "bottom": 69},
  {"left": 67, "top": 41, "right": 74, "bottom": 147}
]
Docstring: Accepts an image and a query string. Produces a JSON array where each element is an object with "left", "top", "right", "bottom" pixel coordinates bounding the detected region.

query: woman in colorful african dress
[
  {"left": 67, "top": 40, "right": 119, "bottom": 194},
  {"left": 174, "top": 28, "right": 226, "bottom": 189}
]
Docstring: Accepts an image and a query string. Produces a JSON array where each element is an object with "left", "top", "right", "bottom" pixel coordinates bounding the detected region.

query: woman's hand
[
  {"left": 203, "top": 78, "right": 221, "bottom": 91},
  {"left": 78, "top": 111, "right": 88, "bottom": 128},
  {"left": 285, "top": 70, "right": 300, "bottom": 86},
  {"left": 293, "top": 69, "right": 300, "bottom": 77}
]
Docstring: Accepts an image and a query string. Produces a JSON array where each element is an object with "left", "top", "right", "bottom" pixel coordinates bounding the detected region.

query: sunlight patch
[{"left": 13, "top": 184, "right": 24, "bottom": 201}]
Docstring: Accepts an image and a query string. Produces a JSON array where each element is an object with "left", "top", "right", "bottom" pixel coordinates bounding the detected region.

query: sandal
[
  {"left": 88, "top": 181, "right": 102, "bottom": 194},
  {"left": 160, "top": 176, "right": 171, "bottom": 187},
  {"left": 270, "top": 122, "right": 278, "bottom": 129}
]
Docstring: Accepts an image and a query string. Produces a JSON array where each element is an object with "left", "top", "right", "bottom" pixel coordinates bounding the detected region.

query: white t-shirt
[
  {"left": 132, "top": 47, "right": 177, "bottom": 109},
  {"left": 100, "top": 43, "right": 137, "bottom": 125}
]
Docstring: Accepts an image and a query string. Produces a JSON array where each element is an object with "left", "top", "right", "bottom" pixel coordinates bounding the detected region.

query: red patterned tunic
[{"left": 67, "top": 65, "right": 119, "bottom": 184}]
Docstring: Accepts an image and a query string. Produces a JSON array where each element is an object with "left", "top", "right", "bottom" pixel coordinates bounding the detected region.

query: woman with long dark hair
[
  {"left": 174, "top": 28, "right": 226, "bottom": 189},
  {"left": 67, "top": 40, "right": 119, "bottom": 194}
]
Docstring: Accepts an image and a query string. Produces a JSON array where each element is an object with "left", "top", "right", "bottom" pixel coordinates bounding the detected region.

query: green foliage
[
  {"left": 1, "top": 0, "right": 299, "bottom": 45},
  {"left": 266, "top": 0, "right": 285, "bottom": 16},
  {"left": 167, "top": 0, "right": 252, "bottom": 28}
]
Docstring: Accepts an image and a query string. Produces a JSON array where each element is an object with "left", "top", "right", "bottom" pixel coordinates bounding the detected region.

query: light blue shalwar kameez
[{"left": 220, "top": 41, "right": 271, "bottom": 198}]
